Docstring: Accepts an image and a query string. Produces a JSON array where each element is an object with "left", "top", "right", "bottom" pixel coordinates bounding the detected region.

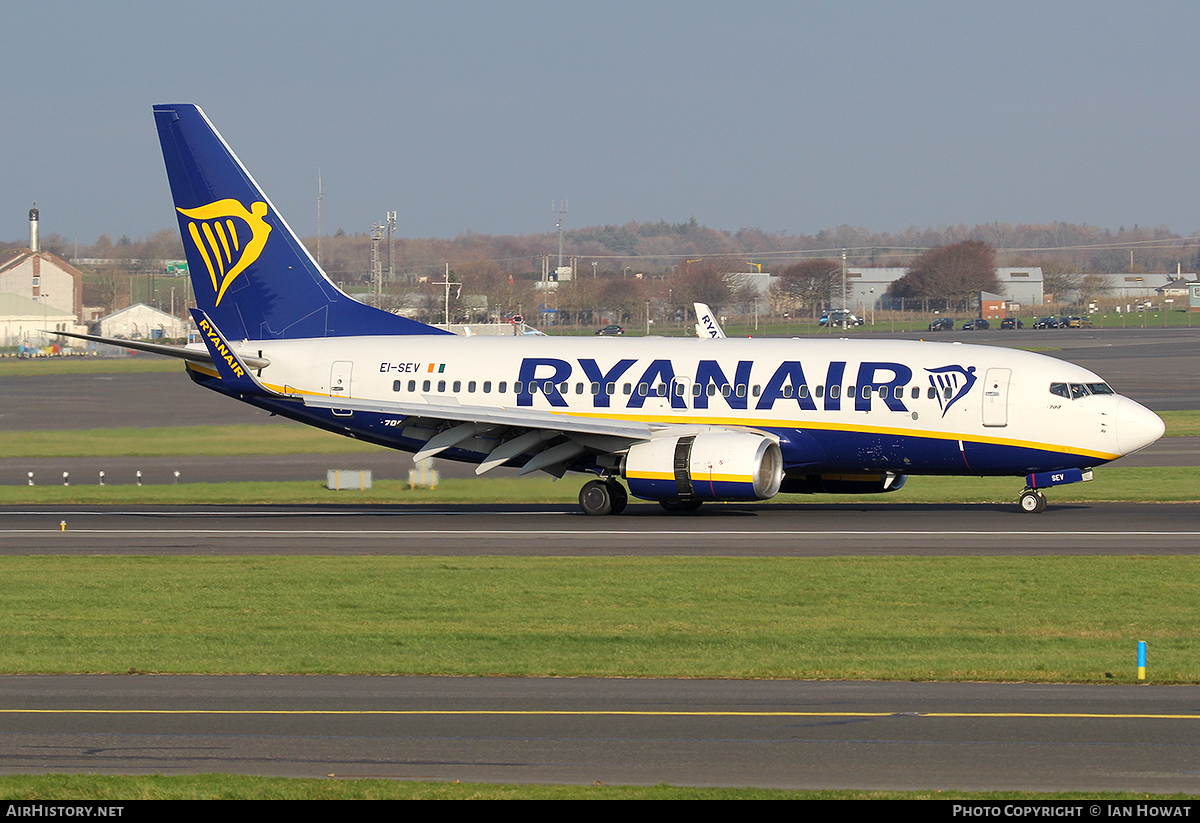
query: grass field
[
  {"left": 0, "top": 555, "right": 1195, "bottom": 682},
  {"left": 3, "top": 774, "right": 1194, "bottom": 800},
  {"left": 0, "top": 774, "right": 1191, "bottom": 800}
]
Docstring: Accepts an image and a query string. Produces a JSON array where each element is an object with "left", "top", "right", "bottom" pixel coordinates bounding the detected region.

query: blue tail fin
[{"left": 154, "top": 104, "right": 448, "bottom": 340}]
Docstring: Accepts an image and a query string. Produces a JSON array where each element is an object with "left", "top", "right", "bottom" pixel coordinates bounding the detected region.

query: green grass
[
  {"left": 0, "top": 356, "right": 180, "bottom": 376},
  {"left": 1, "top": 775, "right": 1192, "bottom": 799},
  {"left": 0, "top": 555, "right": 1195, "bottom": 682},
  {"left": 1158, "top": 410, "right": 1200, "bottom": 437},
  {"left": 2, "top": 467, "right": 1196, "bottom": 505}
]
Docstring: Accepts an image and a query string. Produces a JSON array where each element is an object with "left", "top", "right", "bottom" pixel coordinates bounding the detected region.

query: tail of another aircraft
[{"left": 153, "top": 104, "right": 447, "bottom": 340}]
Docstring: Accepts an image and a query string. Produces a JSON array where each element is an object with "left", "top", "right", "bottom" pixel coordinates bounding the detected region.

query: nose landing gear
[
  {"left": 1018, "top": 488, "right": 1047, "bottom": 514},
  {"left": 1018, "top": 468, "right": 1093, "bottom": 514}
]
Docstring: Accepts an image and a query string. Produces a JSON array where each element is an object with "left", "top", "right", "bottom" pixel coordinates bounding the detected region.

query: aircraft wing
[{"left": 301, "top": 394, "right": 655, "bottom": 477}]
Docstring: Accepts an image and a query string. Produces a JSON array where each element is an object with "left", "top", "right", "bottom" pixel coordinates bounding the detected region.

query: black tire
[
  {"left": 579, "top": 480, "right": 613, "bottom": 516},
  {"left": 1019, "top": 489, "right": 1047, "bottom": 514},
  {"left": 606, "top": 481, "right": 628, "bottom": 515}
]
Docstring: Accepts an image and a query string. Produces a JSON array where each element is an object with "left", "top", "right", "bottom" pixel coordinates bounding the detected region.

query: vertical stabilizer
[{"left": 154, "top": 104, "right": 448, "bottom": 341}]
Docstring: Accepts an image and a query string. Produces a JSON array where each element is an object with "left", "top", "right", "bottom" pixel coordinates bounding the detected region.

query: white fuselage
[{"left": 203, "top": 334, "right": 1162, "bottom": 477}]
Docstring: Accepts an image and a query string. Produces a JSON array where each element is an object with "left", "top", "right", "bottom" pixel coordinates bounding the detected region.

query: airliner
[{"left": 63, "top": 104, "right": 1165, "bottom": 516}]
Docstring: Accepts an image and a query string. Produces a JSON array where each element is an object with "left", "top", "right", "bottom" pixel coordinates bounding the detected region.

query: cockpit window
[
  {"left": 1069, "top": 383, "right": 1089, "bottom": 400},
  {"left": 1087, "top": 382, "right": 1115, "bottom": 395},
  {"left": 1050, "top": 382, "right": 1070, "bottom": 398}
]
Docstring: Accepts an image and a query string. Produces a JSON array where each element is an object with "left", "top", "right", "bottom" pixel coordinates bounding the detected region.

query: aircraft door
[
  {"left": 330, "top": 360, "right": 354, "bottom": 417},
  {"left": 982, "top": 367, "right": 1011, "bottom": 427}
]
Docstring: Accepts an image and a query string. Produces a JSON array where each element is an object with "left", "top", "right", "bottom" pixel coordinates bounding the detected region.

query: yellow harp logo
[{"left": 177, "top": 199, "right": 272, "bottom": 306}]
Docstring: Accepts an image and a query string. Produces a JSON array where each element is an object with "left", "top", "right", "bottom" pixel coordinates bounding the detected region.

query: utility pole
[
  {"left": 552, "top": 200, "right": 568, "bottom": 273},
  {"left": 386, "top": 211, "right": 396, "bottom": 286},
  {"left": 317, "top": 170, "right": 324, "bottom": 266}
]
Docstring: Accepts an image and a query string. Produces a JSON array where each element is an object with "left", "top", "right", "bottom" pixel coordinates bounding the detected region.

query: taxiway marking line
[
  {"left": 0, "top": 709, "right": 1196, "bottom": 720},
  {"left": 6, "top": 529, "right": 1200, "bottom": 537}
]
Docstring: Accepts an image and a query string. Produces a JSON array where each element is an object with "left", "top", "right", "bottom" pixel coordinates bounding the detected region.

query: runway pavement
[
  {"left": 0, "top": 501, "right": 1197, "bottom": 555},
  {"left": 2, "top": 675, "right": 1199, "bottom": 792}
]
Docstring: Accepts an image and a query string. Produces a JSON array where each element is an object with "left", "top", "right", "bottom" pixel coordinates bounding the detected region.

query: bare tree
[
  {"left": 887, "top": 241, "right": 1000, "bottom": 311},
  {"left": 776, "top": 258, "right": 842, "bottom": 319}
]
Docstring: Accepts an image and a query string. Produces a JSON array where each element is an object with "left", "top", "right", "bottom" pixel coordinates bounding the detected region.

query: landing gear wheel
[
  {"left": 579, "top": 480, "right": 614, "bottom": 516},
  {"left": 606, "top": 481, "right": 628, "bottom": 515},
  {"left": 659, "top": 498, "right": 703, "bottom": 513},
  {"left": 1019, "top": 489, "right": 1047, "bottom": 514}
]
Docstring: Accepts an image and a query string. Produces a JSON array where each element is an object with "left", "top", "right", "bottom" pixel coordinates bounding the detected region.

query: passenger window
[
  {"left": 829, "top": 385, "right": 840, "bottom": 399},
  {"left": 656, "top": 384, "right": 667, "bottom": 397},
  {"left": 721, "top": 385, "right": 731, "bottom": 397},
  {"left": 623, "top": 383, "right": 631, "bottom": 395},
  {"left": 782, "top": 385, "right": 794, "bottom": 398},
  {"left": 468, "top": 381, "right": 476, "bottom": 393},
  {"left": 798, "top": 385, "right": 809, "bottom": 399},
  {"left": 638, "top": 383, "right": 648, "bottom": 396},
  {"left": 393, "top": 380, "right": 401, "bottom": 392},
  {"left": 815, "top": 385, "right": 824, "bottom": 398},
  {"left": 513, "top": 381, "right": 521, "bottom": 393},
  {"left": 423, "top": 380, "right": 431, "bottom": 392},
  {"left": 707, "top": 383, "right": 716, "bottom": 397},
  {"left": 943, "top": 386, "right": 951, "bottom": 399},
  {"left": 911, "top": 387, "right": 919, "bottom": 399},
  {"left": 752, "top": 385, "right": 761, "bottom": 397},
  {"left": 499, "top": 381, "right": 508, "bottom": 393},
  {"left": 452, "top": 380, "right": 461, "bottom": 392},
  {"left": 483, "top": 381, "right": 492, "bottom": 393},
  {"left": 736, "top": 384, "right": 746, "bottom": 398},
  {"left": 926, "top": 386, "right": 935, "bottom": 399},
  {"left": 607, "top": 383, "right": 616, "bottom": 395},
  {"left": 591, "top": 382, "right": 600, "bottom": 395},
  {"left": 576, "top": 383, "right": 584, "bottom": 395},
  {"left": 438, "top": 380, "right": 446, "bottom": 392},
  {"left": 408, "top": 380, "right": 416, "bottom": 392},
  {"left": 692, "top": 383, "right": 702, "bottom": 397},
  {"left": 862, "top": 386, "right": 871, "bottom": 399}
]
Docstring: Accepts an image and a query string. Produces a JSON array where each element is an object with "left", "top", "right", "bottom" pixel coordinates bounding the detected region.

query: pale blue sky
[{"left": 3, "top": 1, "right": 1197, "bottom": 245}]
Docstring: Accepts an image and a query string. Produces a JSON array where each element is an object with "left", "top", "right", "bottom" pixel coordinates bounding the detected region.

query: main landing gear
[{"left": 579, "top": 479, "right": 628, "bottom": 516}]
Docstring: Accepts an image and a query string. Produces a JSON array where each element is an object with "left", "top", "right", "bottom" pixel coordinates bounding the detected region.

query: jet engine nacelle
[{"left": 622, "top": 431, "right": 784, "bottom": 502}]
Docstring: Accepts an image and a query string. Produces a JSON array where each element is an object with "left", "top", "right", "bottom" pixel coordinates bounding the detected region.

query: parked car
[
  {"left": 820, "top": 310, "right": 864, "bottom": 327},
  {"left": 1033, "top": 316, "right": 1060, "bottom": 329},
  {"left": 1062, "top": 315, "right": 1093, "bottom": 328},
  {"left": 1000, "top": 317, "right": 1024, "bottom": 329},
  {"left": 596, "top": 324, "right": 626, "bottom": 336},
  {"left": 962, "top": 318, "right": 990, "bottom": 330},
  {"left": 928, "top": 317, "right": 954, "bottom": 331}
]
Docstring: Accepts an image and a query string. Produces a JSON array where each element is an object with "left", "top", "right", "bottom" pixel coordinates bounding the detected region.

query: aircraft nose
[{"left": 1115, "top": 398, "right": 1166, "bottom": 455}]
